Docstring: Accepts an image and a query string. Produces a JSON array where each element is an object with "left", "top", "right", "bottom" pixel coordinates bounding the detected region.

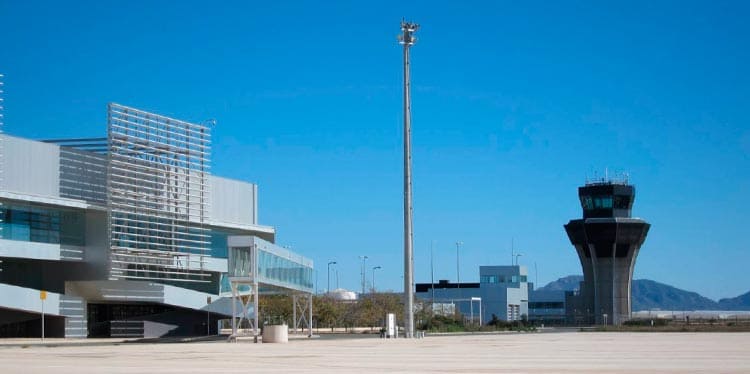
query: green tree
[
  {"left": 314, "top": 295, "right": 344, "bottom": 330},
  {"left": 259, "top": 295, "right": 292, "bottom": 325}
]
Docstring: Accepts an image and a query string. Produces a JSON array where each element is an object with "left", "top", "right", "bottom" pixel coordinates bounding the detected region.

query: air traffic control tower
[{"left": 564, "top": 178, "right": 650, "bottom": 325}]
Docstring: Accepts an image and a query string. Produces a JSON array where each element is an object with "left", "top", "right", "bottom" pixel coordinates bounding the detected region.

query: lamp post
[
  {"left": 455, "top": 241, "right": 463, "bottom": 289},
  {"left": 471, "top": 297, "right": 482, "bottom": 326},
  {"left": 327, "top": 261, "right": 337, "bottom": 293},
  {"left": 359, "top": 255, "right": 368, "bottom": 295},
  {"left": 399, "top": 18, "right": 419, "bottom": 339},
  {"left": 430, "top": 240, "right": 435, "bottom": 308},
  {"left": 514, "top": 253, "right": 523, "bottom": 266},
  {"left": 372, "top": 266, "right": 382, "bottom": 292}
]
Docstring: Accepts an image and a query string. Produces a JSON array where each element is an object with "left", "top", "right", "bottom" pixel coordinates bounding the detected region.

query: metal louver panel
[{"left": 107, "top": 103, "right": 211, "bottom": 283}]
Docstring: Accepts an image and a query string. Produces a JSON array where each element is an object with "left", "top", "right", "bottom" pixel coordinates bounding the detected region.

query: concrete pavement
[{"left": 0, "top": 332, "right": 747, "bottom": 373}]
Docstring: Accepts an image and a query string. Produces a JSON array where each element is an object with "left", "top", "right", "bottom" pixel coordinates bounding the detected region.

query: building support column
[{"left": 308, "top": 293, "right": 313, "bottom": 338}]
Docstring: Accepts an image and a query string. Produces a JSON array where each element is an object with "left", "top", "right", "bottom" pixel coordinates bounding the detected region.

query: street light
[
  {"left": 514, "top": 253, "right": 523, "bottom": 266},
  {"left": 455, "top": 241, "right": 463, "bottom": 292},
  {"left": 359, "top": 255, "right": 368, "bottom": 295},
  {"left": 372, "top": 266, "right": 382, "bottom": 292},
  {"left": 327, "top": 261, "right": 337, "bottom": 293},
  {"left": 430, "top": 240, "right": 436, "bottom": 308},
  {"left": 471, "top": 297, "right": 482, "bottom": 326}
]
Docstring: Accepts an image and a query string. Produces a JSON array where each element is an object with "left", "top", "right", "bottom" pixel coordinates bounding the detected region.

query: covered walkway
[{"left": 225, "top": 236, "right": 314, "bottom": 341}]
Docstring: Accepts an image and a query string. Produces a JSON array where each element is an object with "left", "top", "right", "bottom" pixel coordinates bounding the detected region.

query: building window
[
  {"left": 258, "top": 250, "right": 313, "bottom": 290},
  {"left": 0, "top": 203, "right": 84, "bottom": 245},
  {"left": 580, "top": 195, "right": 593, "bottom": 210},
  {"left": 529, "top": 302, "right": 564, "bottom": 309},
  {"left": 210, "top": 230, "right": 229, "bottom": 258},
  {"left": 582, "top": 195, "right": 614, "bottom": 210},
  {"left": 613, "top": 195, "right": 630, "bottom": 209},
  {"left": 481, "top": 275, "right": 499, "bottom": 283},
  {"left": 595, "top": 196, "right": 613, "bottom": 209}
]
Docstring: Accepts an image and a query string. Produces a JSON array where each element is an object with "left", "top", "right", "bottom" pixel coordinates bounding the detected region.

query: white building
[
  {"left": 0, "top": 103, "right": 313, "bottom": 338},
  {"left": 416, "top": 265, "right": 529, "bottom": 324}
]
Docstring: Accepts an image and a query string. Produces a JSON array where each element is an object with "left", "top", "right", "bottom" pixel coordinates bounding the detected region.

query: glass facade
[
  {"left": 221, "top": 239, "right": 314, "bottom": 294},
  {"left": 581, "top": 195, "right": 613, "bottom": 210},
  {"left": 258, "top": 249, "right": 314, "bottom": 291},
  {"left": 208, "top": 229, "right": 250, "bottom": 259},
  {"left": 210, "top": 230, "right": 229, "bottom": 259},
  {"left": 0, "top": 203, "right": 85, "bottom": 245},
  {"left": 581, "top": 195, "right": 631, "bottom": 211}
]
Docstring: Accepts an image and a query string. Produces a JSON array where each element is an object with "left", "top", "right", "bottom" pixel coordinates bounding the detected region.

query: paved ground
[{"left": 0, "top": 332, "right": 748, "bottom": 373}]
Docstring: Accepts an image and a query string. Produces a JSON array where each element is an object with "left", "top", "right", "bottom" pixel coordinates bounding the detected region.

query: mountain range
[{"left": 537, "top": 275, "right": 750, "bottom": 311}]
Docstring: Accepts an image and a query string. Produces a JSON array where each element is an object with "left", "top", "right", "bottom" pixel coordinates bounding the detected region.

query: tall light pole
[
  {"left": 430, "top": 240, "right": 436, "bottom": 308},
  {"left": 327, "top": 261, "right": 337, "bottom": 293},
  {"left": 514, "top": 253, "right": 523, "bottom": 266},
  {"left": 359, "top": 255, "right": 368, "bottom": 295},
  {"left": 399, "top": 18, "right": 418, "bottom": 339},
  {"left": 455, "top": 241, "right": 463, "bottom": 287},
  {"left": 372, "top": 266, "right": 382, "bottom": 292}
]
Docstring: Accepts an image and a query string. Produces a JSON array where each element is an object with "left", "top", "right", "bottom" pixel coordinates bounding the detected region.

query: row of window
[
  {"left": 258, "top": 250, "right": 314, "bottom": 289},
  {"left": 0, "top": 203, "right": 85, "bottom": 245},
  {"left": 580, "top": 195, "right": 630, "bottom": 210},
  {"left": 529, "top": 302, "right": 565, "bottom": 309},
  {"left": 480, "top": 274, "right": 528, "bottom": 284},
  {"left": 221, "top": 247, "right": 314, "bottom": 293},
  {"left": 1, "top": 204, "right": 237, "bottom": 255}
]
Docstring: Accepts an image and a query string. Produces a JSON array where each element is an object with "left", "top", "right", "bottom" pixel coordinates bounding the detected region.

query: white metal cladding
[
  {"left": 106, "top": 103, "right": 212, "bottom": 283},
  {"left": 210, "top": 176, "right": 257, "bottom": 226},
  {"left": 1, "top": 134, "right": 60, "bottom": 197},
  {"left": 0, "top": 74, "right": 3, "bottom": 191}
]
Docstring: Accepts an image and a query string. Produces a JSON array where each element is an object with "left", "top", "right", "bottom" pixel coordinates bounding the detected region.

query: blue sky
[{"left": 1, "top": 1, "right": 748, "bottom": 300}]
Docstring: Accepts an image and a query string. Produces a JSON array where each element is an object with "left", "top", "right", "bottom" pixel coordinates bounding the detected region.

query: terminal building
[
  {"left": 527, "top": 286, "right": 567, "bottom": 325},
  {"left": 0, "top": 103, "right": 314, "bottom": 338},
  {"left": 415, "top": 265, "right": 528, "bottom": 324}
]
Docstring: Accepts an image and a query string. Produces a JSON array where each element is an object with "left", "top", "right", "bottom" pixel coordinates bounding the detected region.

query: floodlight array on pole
[
  {"left": 399, "top": 18, "right": 418, "bottom": 339},
  {"left": 372, "top": 266, "right": 382, "bottom": 292},
  {"left": 455, "top": 241, "right": 463, "bottom": 285},
  {"left": 430, "top": 240, "right": 435, "bottom": 308},
  {"left": 327, "top": 261, "right": 337, "bottom": 293}
]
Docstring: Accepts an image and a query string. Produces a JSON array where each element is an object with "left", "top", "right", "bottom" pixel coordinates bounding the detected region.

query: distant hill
[
  {"left": 536, "top": 275, "right": 583, "bottom": 292},
  {"left": 631, "top": 279, "right": 718, "bottom": 311},
  {"left": 718, "top": 291, "right": 750, "bottom": 310},
  {"left": 538, "top": 275, "right": 748, "bottom": 311}
]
